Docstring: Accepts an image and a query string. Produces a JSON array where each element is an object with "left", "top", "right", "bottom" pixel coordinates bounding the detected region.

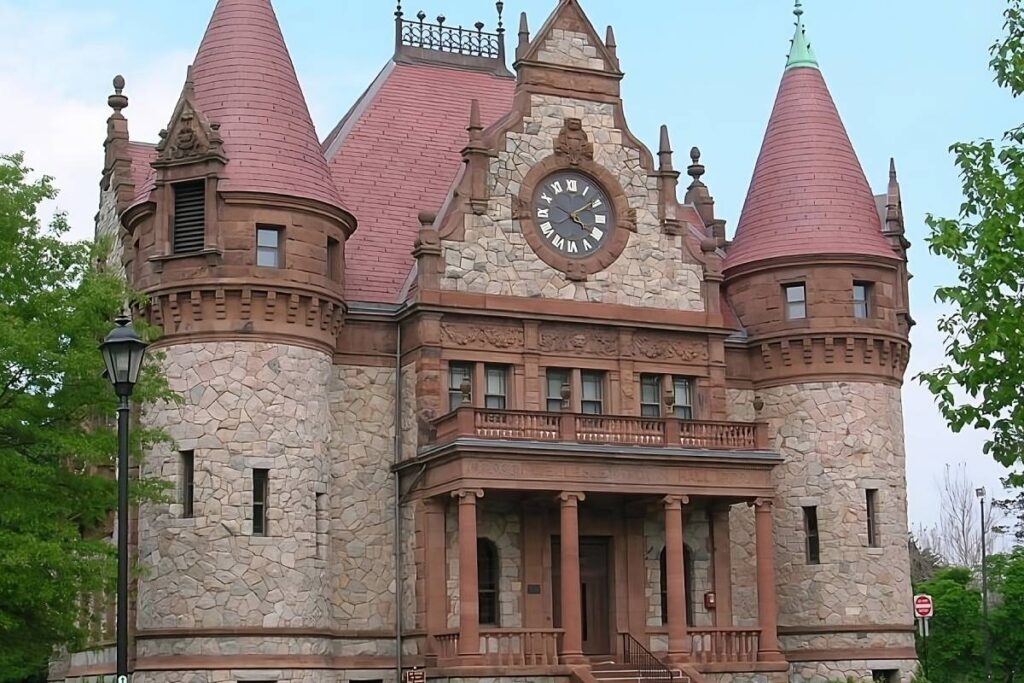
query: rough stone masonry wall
[
  {"left": 329, "top": 364, "right": 401, "bottom": 631},
  {"left": 95, "top": 181, "right": 126, "bottom": 278},
  {"left": 728, "top": 382, "right": 916, "bottom": 680},
  {"left": 727, "top": 388, "right": 760, "bottom": 627},
  {"left": 439, "top": 28, "right": 704, "bottom": 310},
  {"left": 139, "top": 342, "right": 333, "bottom": 631},
  {"left": 133, "top": 668, "right": 397, "bottom": 683}
]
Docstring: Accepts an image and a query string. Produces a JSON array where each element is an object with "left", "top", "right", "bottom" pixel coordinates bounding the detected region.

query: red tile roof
[
  {"left": 325, "top": 61, "right": 515, "bottom": 303},
  {"left": 189, "top": 0, "right": 345, "bottom": 211},
  {"left": 126, "top": 142, "right": 156, "bottom": 204},
  {"left": 725, "top": 66, "right": 897, "bottom": 271}
]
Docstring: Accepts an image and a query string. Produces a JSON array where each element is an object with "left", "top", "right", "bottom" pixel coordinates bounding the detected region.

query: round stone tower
[
  {"left": 119, "top": 0, "right": 355, "bottom": 678},
  {"left": 724, "top": 5, "right": 916, "bottom": 682}
]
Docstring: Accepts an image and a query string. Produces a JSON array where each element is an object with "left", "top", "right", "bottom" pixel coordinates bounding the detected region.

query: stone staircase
[{"left": 590, "top": 660, "right": 696, "bottom": 683}]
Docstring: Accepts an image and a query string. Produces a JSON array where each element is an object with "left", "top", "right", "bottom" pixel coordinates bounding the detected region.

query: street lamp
[
  {"left": 976, "top": 486, "right": 991, "bottom": 682},
  {"left": 100, "top": 314, "right": 148, "bottom": 683}
]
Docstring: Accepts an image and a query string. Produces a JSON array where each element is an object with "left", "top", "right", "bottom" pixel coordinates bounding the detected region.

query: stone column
[
  {"left": 664, "top": 495, "right": 691, "bottom": 661},
  {"left": 753, "top": 498, "right": 783, "bottom": 661},
  {"left": 454, "top": 489, "right": 484, "bottom": 658},
  {"left": 559, "top": 491, "right": 586, "bottom": 662},
  {"left": 424, "top": 498, "right": 447, "bottom": 650}
]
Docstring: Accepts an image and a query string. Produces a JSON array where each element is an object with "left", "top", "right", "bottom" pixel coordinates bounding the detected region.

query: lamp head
[{"left": 100, "top": 314, "right": 148, "bottom": 398}]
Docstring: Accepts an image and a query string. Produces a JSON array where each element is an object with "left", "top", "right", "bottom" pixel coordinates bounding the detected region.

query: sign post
[{"left": 914, "top": 594, "right": 934, "bottom": 677}]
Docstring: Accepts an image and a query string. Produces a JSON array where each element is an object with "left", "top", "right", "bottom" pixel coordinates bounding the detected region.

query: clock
[{"left": 530, "top": 171, "right": 614, "bottom": 257}]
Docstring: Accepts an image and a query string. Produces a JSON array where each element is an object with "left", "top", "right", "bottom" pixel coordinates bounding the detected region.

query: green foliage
[
  {"left": 914, "top": 568, "right": 983, "bottom": 683},
  {"left": 917, "top": 0, "right": 1024, "bottom": 483},
  {"left": 988, "top": 548, "right": 1024, "bottom": 679},
  {"left": 0, "top": 153, "right": 174, "bottom": 681}
]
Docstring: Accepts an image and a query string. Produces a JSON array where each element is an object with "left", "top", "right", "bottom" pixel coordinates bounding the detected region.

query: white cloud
[{"left": 0, "top": 3, "right": 187, "bottom": 240}]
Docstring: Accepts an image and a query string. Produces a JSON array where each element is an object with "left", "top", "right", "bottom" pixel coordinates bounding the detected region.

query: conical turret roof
[
  {"left": 725, "top": 4, "right": 895, "bottom": 271},
  {"left": 189, "top": 0, "right": 347, "bottom": 211}
]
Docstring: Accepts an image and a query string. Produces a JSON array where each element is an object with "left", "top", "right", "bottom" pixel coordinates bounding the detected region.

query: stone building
[{"left": 55, "top": 1, "right": 917, "bottom": 682}]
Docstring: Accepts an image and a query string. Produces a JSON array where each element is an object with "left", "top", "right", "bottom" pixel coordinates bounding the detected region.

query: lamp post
[
  {"left": 100, "top": 314, "right": 148, "bottom": 683},
  {"left": 976, "top": 486, "right": 991, "bottom": 682}
]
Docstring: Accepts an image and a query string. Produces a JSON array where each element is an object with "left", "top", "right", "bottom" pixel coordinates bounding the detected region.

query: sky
[{"left": 0, "top": 0, "right": 1018, "bottom": 531}]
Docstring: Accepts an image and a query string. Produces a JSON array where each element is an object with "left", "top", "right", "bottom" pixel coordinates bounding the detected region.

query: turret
[
  {"left": 123, "top": 0, "right": 356, "bottom": 354},
  {"left": 723, "top": 3, "right": 917, "bottom": 679}
]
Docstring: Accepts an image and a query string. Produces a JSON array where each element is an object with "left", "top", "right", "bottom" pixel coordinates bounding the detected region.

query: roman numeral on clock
[
  {"left": 567, "top": 240, "right": 579, "bottom": 254},
  {"left": 540, "top": 222, "right": 554, "bottom": 237}
]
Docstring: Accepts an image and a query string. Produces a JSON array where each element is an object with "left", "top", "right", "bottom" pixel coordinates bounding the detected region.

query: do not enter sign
[{"left": 914, "top": 593, "right": 934, "bottom": 619}]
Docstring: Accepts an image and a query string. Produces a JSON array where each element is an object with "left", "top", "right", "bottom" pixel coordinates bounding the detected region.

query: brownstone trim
[
  {"left": 783, "top": 647, "right": 918, "bottom": 662},
  {"left": 416, "top": 290, "right": 727, "bottom": 332},
  {"left": 134, "top": 627, "right": 397, "bottom": 639},
  {"left": 221, "top": 191, "right": 356, "bottom": 236},
  {"left": 724, "top": 252, "right": 904, "bottom": 280},
  {"left": 777, "top": 624, "right": 916, "bottom": 636}
]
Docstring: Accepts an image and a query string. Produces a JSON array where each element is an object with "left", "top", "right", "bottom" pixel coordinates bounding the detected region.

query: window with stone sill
[
  {"left": 639, "top": 375, "right": 694, "bottom": 419},
  {"left": 581, "top": 370, "right": 605, "bottom": 415},
  {"left": 256, "top": 225, "right": 283, "bottom": 268},
  {"left": 803, "top": 506, "right": 820, "bottom": 564},
  {"left": 784, "top": 283, "right": 807, "bottom": 320},
  {"left": 854, "top": 281, "right": 873, "bottom": 319},
  {"left": 180, "top": 450, "right": 194, "bottom": 519},
  {"left": 546, "top": 368, "right": 570, "bottom": 412},
  {"left": 484, "top": 365, "right": 508, "bottom": 410},
  {"left": 327, "top": 237, "right": 341, "bottom": 282},
  {"left": 252, "top": 468, "right": 269, "bottom": 536}
]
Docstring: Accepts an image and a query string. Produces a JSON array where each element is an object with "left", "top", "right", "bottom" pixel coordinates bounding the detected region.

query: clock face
[{"left": 531, "top": 171, "right": 614, "bottom": 257}]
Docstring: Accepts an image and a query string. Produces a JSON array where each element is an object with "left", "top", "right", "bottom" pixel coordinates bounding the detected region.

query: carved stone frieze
[
  {"left": 156, "top": 100, "right": 224, "bottom": 166},
  {"left": 632, "top": 333, "right": 709, "bottom": 362},
  {"left": 441, "top": 323, "right": 525, "bottom": 350},
  {"left": 538, "top": 325, "right": 618, "bottom": 356}
]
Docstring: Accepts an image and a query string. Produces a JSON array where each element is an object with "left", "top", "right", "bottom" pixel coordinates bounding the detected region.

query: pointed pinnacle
[
  {"left": 889, "top": 157, "right": 897, "bottom": 180},
  {"left": 605, "top": 25, "right": 617, "bottom": 49},
  {"left": 786, "top": 0, "right": 819, "bottom": 70},
  {"left": 658, "top": 125, "right": 673, "bottom": 171},
  {"left": 467, "top": 99, "right": 483, "bottom": 144}
]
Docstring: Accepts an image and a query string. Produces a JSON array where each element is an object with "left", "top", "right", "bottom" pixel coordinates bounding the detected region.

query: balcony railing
[
  {"left": 433, "top": 407, "right": 770, "bottom": 451},
  {"left": 689, "top": 628, "right": 760, "bottom": 664},
  {"left": 434, "top": 628, "right": 563, "bottom": 666}
]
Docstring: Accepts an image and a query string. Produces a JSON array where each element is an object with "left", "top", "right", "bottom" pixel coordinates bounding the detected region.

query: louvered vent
[{"left": 172, "top": 181, "right": 206, "bottom": 254}]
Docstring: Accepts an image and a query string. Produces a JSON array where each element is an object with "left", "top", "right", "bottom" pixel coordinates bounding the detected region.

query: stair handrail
[{"left": 620, "top": 632, "right": 675, "bottom": 681}]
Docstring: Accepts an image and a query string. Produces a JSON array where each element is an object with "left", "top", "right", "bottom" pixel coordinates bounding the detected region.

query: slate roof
[
  {"left": 725, "top": 65, "right": 897, "bottom": 271},
  {"left": 188, "top": 0, "right": 346, "bottom": 211},
  {"left": 324, "top": 61, "right": 515, "bottom": 303}
]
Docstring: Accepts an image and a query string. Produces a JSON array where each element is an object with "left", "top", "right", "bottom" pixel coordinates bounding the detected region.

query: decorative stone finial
[
  {"left": 496, "top": 1, "right": 505, "bottom": 34},
  {"left": 517, "top": 12, "right": 530, "bottom": 58},
  {"left": 183, "top": 64, "right": 196, "bottom": 97},
  {"left": 889, "top": 157, "right": 897, "bottom": 181},
  {"left": 460, "top": 377, "right": 472, "bottom": 403},
  {"left": 605, "top": 25, "right": 617, "bottom": 53},
  {"left": 467, "top": 99, "right": 483, "bottom": 142},
  {"left": 658, "top": 124, "right": 673, "bottom": 172},
  {"left": 108, "top": 75, "right": 128, "bottom": 113},
  {"left": 688, "top": 146, "right": 706, "bottom": 186}
]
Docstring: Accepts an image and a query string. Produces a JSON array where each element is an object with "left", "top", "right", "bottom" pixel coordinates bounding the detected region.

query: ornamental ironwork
[{"left": 396, "top": 3, "right": 505, "bottom": 60}]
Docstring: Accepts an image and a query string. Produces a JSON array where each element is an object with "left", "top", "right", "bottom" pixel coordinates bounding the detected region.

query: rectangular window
[
  {"left": 640, "top": 375, "right": 661, "bottom": 417},
  {"left": 484, "top": 365, "right": 508, "bottom": 410},
  {"left": 866, "top": 489, "right": 879, "bottom": 547},
  {"left": 854, "top": 282, "right": 872, "bottom": 319},
  {"left": 256, "top": 226, "right": 282, "bottom": 268},
  {"left": 172, "top": 180, "right": 206, "bottom": 254},
  {"left": 803, "top": 506, "right": 820, "bottom": 564},
  {"left": 180, "top": 450, "right": 194, "bottom": 518},
  {"left": 252, "top": 468, "right": 269, "bottom": 536},
  {"left": 315, "top": 492, "right": 327, "bottom": 560},
  {"left": 448, "top": 362, "right": 473, "bottom": 411},
  {"left": 784, "top": 283, "right": 807, "bottom": 319},
  {"left": 872, "top": 671, "right": 898, "bottom": 683},
  {"left": 581, "top": 371, "right": 604, "bottom": 415},
  {"left": 546, "top": 369, "right": 569, "bottom": 412},
  {"left": 327, "top": 237, "right": 340, "bottom": 282},
  {"left": 673, "top": 377, "right": 694, "bottom": 419}
]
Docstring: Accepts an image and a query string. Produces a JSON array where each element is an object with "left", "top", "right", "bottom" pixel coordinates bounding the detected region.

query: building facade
[{"left": 55, "top": 1, "right": 917, "bottom": 682}]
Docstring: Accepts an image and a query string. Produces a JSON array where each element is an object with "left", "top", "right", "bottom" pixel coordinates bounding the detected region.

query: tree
[
  {"left": 917, "top": 1, "right": 1024, "bottom": 482},
  {"left": 0, "top": 153, "right": 172, "bottom": 681},
  {"left": 914, "top": 567, "right": 984, "bottom": 683},
  {"left": 988, "top": 548, "right": 1024, "bottom": 680},
  {"left": 910, "top": 532, "right": 944, "bottom": 585},
  {"left": 995, "top": 482, "right": 1024, "bottom": 545},
  {"left": 918, "top": 463, "right": 1002, "bottom": 568}
]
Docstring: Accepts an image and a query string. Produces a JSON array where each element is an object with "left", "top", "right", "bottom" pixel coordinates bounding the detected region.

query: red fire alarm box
[{"left": 704, "top": 591, "right": 717, "bottom": 610}]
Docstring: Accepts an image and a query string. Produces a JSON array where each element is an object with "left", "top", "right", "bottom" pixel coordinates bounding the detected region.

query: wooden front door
[{"left": 552, "top": 536, "right": 612, "bottom": 655}]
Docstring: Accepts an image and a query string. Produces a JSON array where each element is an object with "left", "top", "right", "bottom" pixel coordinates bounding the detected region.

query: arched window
[
  {"left": 478, "top": 538, "right": 499, "bottom": 625},
  {"left": 659, "top": 545, "right": 695, "bottom": 626}
]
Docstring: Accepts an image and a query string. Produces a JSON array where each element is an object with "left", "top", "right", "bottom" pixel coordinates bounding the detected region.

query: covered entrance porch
[{"left": 407, "top": 442, "right": 788, "bottom": 676}]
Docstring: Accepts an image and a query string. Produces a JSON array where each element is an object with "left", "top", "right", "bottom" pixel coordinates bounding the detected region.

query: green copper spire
[{"left": 786, "top": 0, "right": 819, "bottom": 70}]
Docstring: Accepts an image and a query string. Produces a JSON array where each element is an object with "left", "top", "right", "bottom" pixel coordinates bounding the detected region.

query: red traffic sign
[{"left": 914, "top": 594, "right": 934, "bottom": 619}]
